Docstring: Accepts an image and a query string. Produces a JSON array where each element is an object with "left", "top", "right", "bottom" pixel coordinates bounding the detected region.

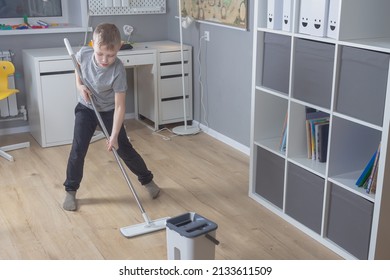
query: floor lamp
[{"left": 172, "top": 0, "right": 200, "bottom": 135}]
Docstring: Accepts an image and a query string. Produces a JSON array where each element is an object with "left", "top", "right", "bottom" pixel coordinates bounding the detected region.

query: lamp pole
[{"left": 172, "top": 0, "right": 200, "bottom": 135}]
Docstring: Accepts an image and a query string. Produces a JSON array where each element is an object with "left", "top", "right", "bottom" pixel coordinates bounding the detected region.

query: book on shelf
[
  {"left": 366, "top": 143, "right": 381, "bottom": 194},
  {"left": 280, "top": 129, "right": 287, "bottom": 152},
  {"left": 369, "top": 161, "right": 379, "bottom": 194},
  {"left": 310, "top": 118, "right": 328, "bottom": 160},
  {"left": 356, "top": 145, "right": 380, "bottom": 188},
  {"left": 305, "top": 120, "right": 312, "bottom": 159},
  {"left": 279, "top": 112, "right": 288, "bottom": 152},
  {"left": 305, "top": 107, "right": 329, "bottom": 161},
  {"left": 316, "top": 122, "right": 329, "bottom": 163}
]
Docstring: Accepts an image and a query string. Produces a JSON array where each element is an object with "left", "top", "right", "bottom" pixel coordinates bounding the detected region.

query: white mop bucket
[{"left": 166, "top": 212, "right": 219, "bottom": 260}]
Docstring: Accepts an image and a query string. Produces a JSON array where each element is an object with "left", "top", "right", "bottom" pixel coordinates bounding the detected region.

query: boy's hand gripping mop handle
[{"left": 63, "top": 38, "right": 152, "bottom": 225}]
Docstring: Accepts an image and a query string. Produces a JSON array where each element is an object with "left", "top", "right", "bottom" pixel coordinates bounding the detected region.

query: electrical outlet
[{"left": 204, "top": 31, "right": 210, "bottom": 41}]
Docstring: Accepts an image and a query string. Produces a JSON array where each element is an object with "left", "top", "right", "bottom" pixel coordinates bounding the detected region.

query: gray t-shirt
[{"left": 76, "top": 46, "right": 127, "bottom": 112}]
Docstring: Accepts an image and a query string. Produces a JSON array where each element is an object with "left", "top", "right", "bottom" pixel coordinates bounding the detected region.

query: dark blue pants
[{"left": 63, "top": 103, "right": 153, "bottom": 192}]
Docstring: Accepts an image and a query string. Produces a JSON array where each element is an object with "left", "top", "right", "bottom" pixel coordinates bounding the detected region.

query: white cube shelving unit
[{"left": 250, "top": 0, "right": 390, "bottom": 259}]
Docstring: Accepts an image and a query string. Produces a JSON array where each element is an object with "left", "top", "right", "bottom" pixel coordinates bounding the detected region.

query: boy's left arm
[{"left": 108, "top": 92, "right": 126, "bottom": 151}]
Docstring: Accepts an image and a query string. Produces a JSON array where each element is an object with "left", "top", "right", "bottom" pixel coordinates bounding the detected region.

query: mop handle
[{"left": 64, "top": 38, "right": 150, "bottom": 222}]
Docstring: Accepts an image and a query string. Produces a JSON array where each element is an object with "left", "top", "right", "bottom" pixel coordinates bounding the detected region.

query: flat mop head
[{"left": 120, "top": 217, "right": 170, "bottom": 238}]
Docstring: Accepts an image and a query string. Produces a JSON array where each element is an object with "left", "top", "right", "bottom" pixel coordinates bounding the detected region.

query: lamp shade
[{"left": 182, "top": 16, "right": 194, "bottom": 28}]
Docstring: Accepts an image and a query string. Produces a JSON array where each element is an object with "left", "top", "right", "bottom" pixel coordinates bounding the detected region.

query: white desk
[{"left": 22, "top": 41, "right": 192, "bottom": 148}]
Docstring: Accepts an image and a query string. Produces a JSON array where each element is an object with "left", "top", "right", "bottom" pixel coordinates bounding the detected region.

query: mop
[{"left": 64, "top": 38, "right": 169, "bottom": 238}]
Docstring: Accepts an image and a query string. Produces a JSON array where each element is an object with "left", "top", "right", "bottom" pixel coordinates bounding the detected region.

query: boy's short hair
[{"left": 93, "top": 23, "right": 121, "bottom": 50}]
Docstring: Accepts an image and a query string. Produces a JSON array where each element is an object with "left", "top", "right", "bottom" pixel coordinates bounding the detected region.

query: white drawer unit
[
  {"left": 133, "top": 41, "right": 193, "bottom": 129},
  {"left": 157, "top": 47, "right": 193, "bottom": 125}
]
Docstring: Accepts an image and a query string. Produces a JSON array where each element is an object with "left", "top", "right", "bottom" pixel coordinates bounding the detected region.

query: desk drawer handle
[
  {"left": 40, "top": 70, "right": 74, "bottom": 76},
  {"left": 161, "top": 95, "right": 189, "bottom": 102},
  {"left": 161, "top": 61, "right": 188, "bottom": 66},
  {"left": 161, "top": 74, "right": 188, "bottom": 79}
]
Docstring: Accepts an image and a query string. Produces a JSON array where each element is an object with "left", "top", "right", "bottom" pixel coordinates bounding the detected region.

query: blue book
[{"left": 356, "top": 151, "right": 377, "bottom": 187}]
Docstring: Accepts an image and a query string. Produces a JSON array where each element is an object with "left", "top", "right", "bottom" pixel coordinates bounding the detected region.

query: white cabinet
[
  {"left": 158, "top": 47, "right": 192, "bottom": 125},
  {"left": 39, "top": 71, "right": 77, "bottom": 145},
  {"left": 135, "top": 41, "right": 193, "bottom": 128},
  {"left": 22, "top": 49, "right": 78, "bottom": 147},
  {"left": 250, "top": 0, "right": 390, "bottom": 259}
]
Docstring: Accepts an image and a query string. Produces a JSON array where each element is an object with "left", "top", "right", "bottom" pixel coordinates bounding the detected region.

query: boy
[{"left": 63, "top": 23, "right": 160, "bottom": 211}]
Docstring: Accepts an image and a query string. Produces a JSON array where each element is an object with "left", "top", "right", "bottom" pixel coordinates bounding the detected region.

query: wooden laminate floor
[{"left": 0, "top": 120, "right": 341, "bottom": 260}]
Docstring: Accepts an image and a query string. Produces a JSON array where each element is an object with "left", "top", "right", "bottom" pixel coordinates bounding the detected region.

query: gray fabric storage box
[
  {"left": 292, "top": 39, "right": 335, "bottom": 109},
  {"left": 285, "top": 163, "right": 324, "bottom": 234},
  {"left": 255, "top": 146, "right": 285, "bottom": 209},
  {"left": 336, "top": 46, "right": 389, "bottom": 127},
  {"left": 262, "top": 33, "right": 291, "bottom": 94},
  {"left": 326, "top": 183, "right": 373, "bottom": 259}
]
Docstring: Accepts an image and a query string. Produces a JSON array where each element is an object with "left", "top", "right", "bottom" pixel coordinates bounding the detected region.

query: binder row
[{"left": 267, "top": 0, "right": 340, "bottom": 39}]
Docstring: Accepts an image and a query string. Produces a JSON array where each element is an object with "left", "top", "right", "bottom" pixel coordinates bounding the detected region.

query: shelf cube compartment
[
  {"left": 255, "top": 146, "right": 285, "bottom": 209},
  {"left": 261, "top": 32, "right": 291, "bottom": 94},
  {"left": 254, "top": 91, "right": 288, "bottom": 153},
  {"left": 285, "top": 162, "right": 325, "bottom": 234},
  {"left": 328, "top": 116, "right": 381, "bottom": 190},
  {"left": 335, "top": 46, "right": 390, "bottom": 127},
  {"left": 326, "top": 183, "right": 374, "bottom": 259},
  {"left": 292, "top": 38, "right": 335, "bottom": 109},
  {"left": 288, "top": 103, "right": 329, "bottom": 175}
]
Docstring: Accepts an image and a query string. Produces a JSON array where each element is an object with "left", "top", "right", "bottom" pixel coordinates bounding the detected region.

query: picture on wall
[{"left": 180, "top": 0, "right": 248, "bottom": 29}]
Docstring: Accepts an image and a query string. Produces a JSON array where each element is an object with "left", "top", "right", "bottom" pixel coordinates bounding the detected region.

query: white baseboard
[{"left": 194, "top": 121, "right": 250, "bottom": 156}]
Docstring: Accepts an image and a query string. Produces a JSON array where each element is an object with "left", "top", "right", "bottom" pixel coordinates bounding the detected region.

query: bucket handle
[{"left": 205, "top": 233, "right": 220, "bottom": 245}]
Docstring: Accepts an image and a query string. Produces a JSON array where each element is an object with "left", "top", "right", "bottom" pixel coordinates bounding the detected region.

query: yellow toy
[{"left": 0, "top": 61, "right": 19, "bottom": 100}]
